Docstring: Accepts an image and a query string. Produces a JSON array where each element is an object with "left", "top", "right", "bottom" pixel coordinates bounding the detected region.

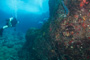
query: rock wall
[
  {"left": 49, "top": 0, "right": 60, "bottom": 17},
  {"left": 18, "top": 0, "right": 90, "bottom": 60}
]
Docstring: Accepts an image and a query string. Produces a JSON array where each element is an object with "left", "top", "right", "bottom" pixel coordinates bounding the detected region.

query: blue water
[
  {"left": 0, "top": 0, "right": 49, "bottom": 33},
  {"left": 0, "top": 0, "right": 49, "bottom": 60}
]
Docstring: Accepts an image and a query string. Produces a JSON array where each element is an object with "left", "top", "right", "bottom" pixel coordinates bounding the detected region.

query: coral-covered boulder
[{"left": 18, "top": 0, "right": 90, "bottom": 60}]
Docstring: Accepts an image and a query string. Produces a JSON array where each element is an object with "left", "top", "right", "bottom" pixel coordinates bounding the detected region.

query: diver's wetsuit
[
  {"left": 0, "top": 28, "right": 3, "bottom": 36},
  {"left": 0, "top": 17, "right": 18, "bottom": 36},
  {"left": 6, "top": 17, "right": 17, "bottom": 27}
]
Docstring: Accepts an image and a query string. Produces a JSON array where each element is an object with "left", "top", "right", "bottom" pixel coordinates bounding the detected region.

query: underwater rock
[
  {"left": 49, "top": 0, "right": 61, "bottom": 17},
  {"left": 18, "top": 28, "right": 41, "bottom": 60},
  {"left": 18, "top": 0, "right": 90, "bottom": 60},
  {"left": 0, "top": 30, "right": 25, "bottom": 60},
  {"left": 6, "top": 44, "right": 14, "bottom": 48}
]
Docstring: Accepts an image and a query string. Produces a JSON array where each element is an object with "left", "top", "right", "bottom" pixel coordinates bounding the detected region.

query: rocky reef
[
  {"left": 18, "top": 0, "right": 90, "bottom": 60},
  {"left": 0, "top": 29, "right": 25, "bottom": 60}
]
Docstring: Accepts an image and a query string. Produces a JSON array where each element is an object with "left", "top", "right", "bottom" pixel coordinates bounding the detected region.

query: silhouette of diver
[{"left": 0, "top": 17, "right": 19, "bottom": 36}]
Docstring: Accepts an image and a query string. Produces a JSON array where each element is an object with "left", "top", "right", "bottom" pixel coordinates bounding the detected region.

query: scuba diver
[{"left": 0, "top": 17, "right": 19, "bottom": 36}]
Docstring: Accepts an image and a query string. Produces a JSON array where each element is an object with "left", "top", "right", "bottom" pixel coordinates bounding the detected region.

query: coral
[
  {"left": 0, "top": 30, "right": 25, "bottom": 60},
  {"left": 18, "top": 0, "right": 90, "bottom": 60}
]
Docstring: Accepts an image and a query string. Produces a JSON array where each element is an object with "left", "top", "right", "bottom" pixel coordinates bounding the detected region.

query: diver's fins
[{"left": 0, "top": 28, "right": 3, "bottom": 37}]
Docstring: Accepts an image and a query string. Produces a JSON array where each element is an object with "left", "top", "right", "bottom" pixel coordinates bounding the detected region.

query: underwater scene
[{"left": 0, "top": 0, "right": 90, "bottom": 60}]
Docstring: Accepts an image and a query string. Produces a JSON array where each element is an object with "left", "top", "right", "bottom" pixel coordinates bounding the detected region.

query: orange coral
[{"left": 80, "top": 0, "right": 89, "bottom": 7}]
